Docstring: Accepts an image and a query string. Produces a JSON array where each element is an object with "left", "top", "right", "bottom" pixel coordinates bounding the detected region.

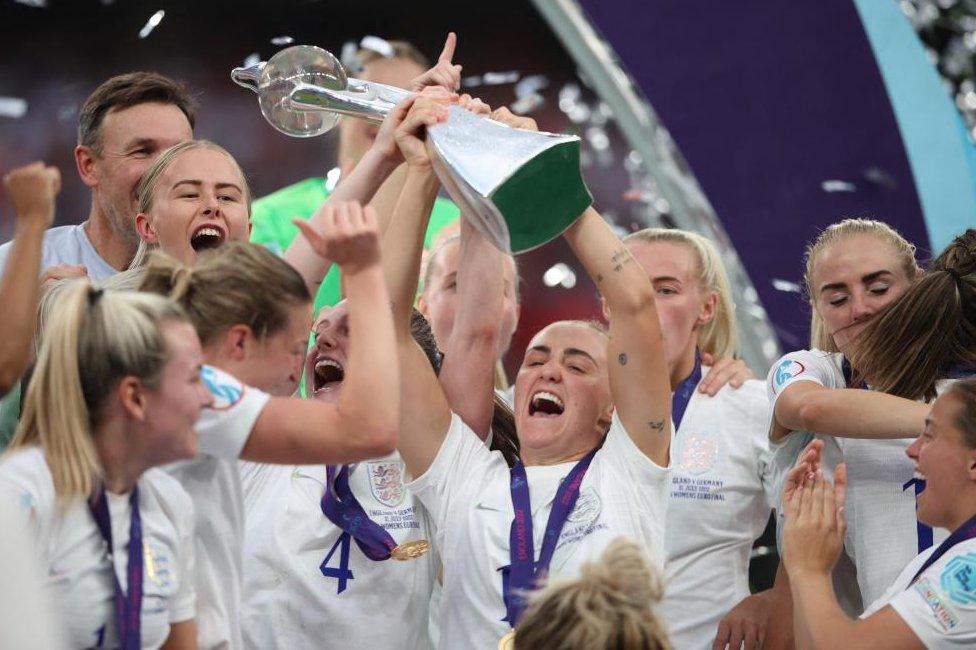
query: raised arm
[
  {"left": 284, "top": 32, "right": 463, "bottom": 296},
  {"left": 564, "top": 206, "right": 671, "bottom": 466},
  {"left": 0, "top": 163, "right": 59, "bottom": 395},
  {"left": 380, "top": 96, "right": 457, "bottom": 478},
  {"left": 241, "top": 202, "right": 400, "bottom": 464},
  {"left": 438, "top": 208, "right": 506, "bottom": 440},
  {"left": 771, "top": 382, "right": 928, "bottom": 442}
]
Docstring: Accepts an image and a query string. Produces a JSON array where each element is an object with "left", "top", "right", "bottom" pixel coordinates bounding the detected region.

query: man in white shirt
[{"left": 0, "top": 72, "right": 195, "bottom": 281}]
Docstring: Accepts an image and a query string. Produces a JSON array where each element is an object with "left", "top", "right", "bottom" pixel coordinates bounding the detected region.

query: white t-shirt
[
  {"left": 0, "top": 223, "right": 118, "bottom": 281},
  {"left": 0, "top": 447, "right": 195, "bottom": 649},
  {"left": 165, "top": 365, "right": 270, "bottom": 650},
  {"left": 410, "top": 412, "right": 670, "bottom": 650},
  {"left": 240, "top": 453, "right": 438, "bottom": 650},
  {"left": 767, "top": 349, "right": 949, "bottom": 608},
  {"left": 661, "top": 378, "right": 775, "bottom": 649},
  {"left": 862, "top": 537, "right": 976, "bottom": 646}
]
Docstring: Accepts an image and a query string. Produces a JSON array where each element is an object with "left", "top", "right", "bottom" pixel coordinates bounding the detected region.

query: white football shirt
[
  {"left": 0, "top": 447, "right": 195, "bottom": 649},
  {"left": 767, "top": 349, "right": 948, "bottom": 608},
  {"left": 862, "top": 537, "right": 976, "bottom": 646},
  {"left": 239, "top": 453, "right": 438, "bottom": 649},
  {"left": 661, "top": 377, "right": 775, "bottom": 649},
  {"left": 410, "top": 411, "right": 670, "bottom": 650},
  {"left": 165, "top": 365, "right": 270, "bottom": 650}
]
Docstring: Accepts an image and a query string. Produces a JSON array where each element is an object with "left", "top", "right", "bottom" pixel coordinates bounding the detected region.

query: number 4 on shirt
[{"left": 320, "top": 532, "right": 355, "bottom": 594}]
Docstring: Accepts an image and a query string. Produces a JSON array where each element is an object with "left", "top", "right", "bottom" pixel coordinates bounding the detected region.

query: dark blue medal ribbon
[
  {"left": 88, "top": 486, "right": 143, "bottom": 650},
  {"left": 320, "top": 464, "right": 397, "bottom": 561},
  {"left": 673, "top": 350, "right": 703, "bottom": 430},
  {"left": 505, "top": 446, "right": 600, "bottom": 626},
  {"left": 910, "top": 512, "right": 976, "bottom": 584}
]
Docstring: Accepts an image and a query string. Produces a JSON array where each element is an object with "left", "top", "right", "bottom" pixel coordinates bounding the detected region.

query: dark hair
[
  {"left": 948, "top": 379, "right": 976, "bottom": 449},
  {"left": 78, "top": 72, "right": 196, "bottom": 153},
  {"left": 138, "top": 242, "right": 310, "bottom": 346},
  {"left": 409, "top": 309, "right": 520, "bottom": 466},
  {"left": 851, "top": 228, "right": 976, "bottom": 400}
]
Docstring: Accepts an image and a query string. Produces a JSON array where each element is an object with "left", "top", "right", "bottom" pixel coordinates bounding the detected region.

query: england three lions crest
[{"left": 367, "top": 460, "right": 406, "bottom": 508}]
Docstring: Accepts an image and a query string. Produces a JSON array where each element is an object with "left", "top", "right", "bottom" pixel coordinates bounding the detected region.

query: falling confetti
[
  {"left": 771, "top": 279, "right": 802, "bottom": 293},
  {"left": 0, "top": 97, "right": 28, "bottom": 119},
  {"left": 821, "top": 180, "right": 856, "bottom": 193},
  {"left": 138, "top": 10, "right": 165, "bottom": 39},
  {"left": 271, "top": 35, "right": 295, "bottom": 46},
  {"left": 243, "top": 52, "right": 261, "bottom": 68},
  {"left": 543, "top": 263, "right": 577, "bottom": 289}
]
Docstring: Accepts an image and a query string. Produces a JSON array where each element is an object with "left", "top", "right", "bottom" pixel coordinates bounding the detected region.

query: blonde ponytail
[{"left": 8, "top": 282, "right": 186, "bottom": 503}]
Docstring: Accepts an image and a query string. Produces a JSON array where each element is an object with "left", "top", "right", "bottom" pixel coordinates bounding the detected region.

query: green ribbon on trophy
[{"left": 232, "top": 45, "right": 591, "bottom": 253}]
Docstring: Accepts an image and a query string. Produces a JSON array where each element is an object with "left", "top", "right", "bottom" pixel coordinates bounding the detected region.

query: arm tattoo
[
  {"left": 647, "top": 419, "right": 665, "bottom": 432},
  {"left": 618, "top": 352, "right": 628, "bottom": 366},
  {"left": 610, "top": 247, "right": 634, "bottom": 273}
]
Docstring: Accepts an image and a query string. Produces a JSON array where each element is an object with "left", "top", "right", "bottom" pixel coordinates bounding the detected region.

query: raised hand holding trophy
[{"left": 232, "top": 41, "right": 591, "bottom": 253}]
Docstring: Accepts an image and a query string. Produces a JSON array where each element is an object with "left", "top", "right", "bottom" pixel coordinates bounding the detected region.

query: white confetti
[
  {"left": 138, "top": 10, "right": 165, "bottom": 39},
  {"left": 514, "top": 74, "right": 549, "bottom": 99},
  {"left": 821, "top": 180, "right": 856, "bottom": 193},
  {"left": 511, "top": 92, "right": 544, "bottom": 115},
  {"left": 543, "top": 263, "right": 577, "bottom": 289},
  {"left": 244, "top": 52, "right": 261, "bottom": 68},
  {"left": 0, "top": 97, "right": 28, "bottom": 119},
  {"left": 13, "top": 0, "right": 47, "bottom": 7},
  {"left": 481, "top": 71, "right": 520, "bottom": 85},
  {"left": 771, "top": 279, "right": 802, "bottom": 293},
  {"left": 271, "top": 35, "right": 294, "bottom": 46}
]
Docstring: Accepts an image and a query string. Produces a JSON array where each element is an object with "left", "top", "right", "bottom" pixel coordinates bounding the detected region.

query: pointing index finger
[{"left": 439, "top": 32, "right": 457, "bottom": 63}]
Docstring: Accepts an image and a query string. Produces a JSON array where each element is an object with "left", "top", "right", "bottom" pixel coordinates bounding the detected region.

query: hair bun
[{"left": 580, "top": 538, "right": 664, "bottom": 606}]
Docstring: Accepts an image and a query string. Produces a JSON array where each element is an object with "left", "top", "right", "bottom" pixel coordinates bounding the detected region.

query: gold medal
[
  {"left": 497, "top": 628, "right": 516, "bottom": 650},
  {"left": 390, "top": 539, "right": 429, "bottom": 561}
]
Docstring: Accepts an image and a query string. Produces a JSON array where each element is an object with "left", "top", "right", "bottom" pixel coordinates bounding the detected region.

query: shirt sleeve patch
[
  {"left": 940, "top": 552, "right": 976, "bottom": 606},
  {"left": 914, "top": 576, "right": 961, "bottom": 630},
  {"left": 772, "top": 358, "right": 806, "bottom": 390},
  {"left": 201, "top": 365, "right": 246, "bottom": 411}
]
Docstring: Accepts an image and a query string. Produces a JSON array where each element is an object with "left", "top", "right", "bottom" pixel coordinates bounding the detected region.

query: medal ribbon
[
  {"left": 320, "top": 465, "right": 398, "bottom": 561},
  {"left": 88, "top": 486, "right": 143, "bottom": 650},
  {"left": 672, "top": 350, "right": 703, "bottom": 430},
  {"left": 910, "top": 512, "right": 976, "bottom": 584},
  {"left": 505, "top": 446, "right": 600, "bottom": 626}
]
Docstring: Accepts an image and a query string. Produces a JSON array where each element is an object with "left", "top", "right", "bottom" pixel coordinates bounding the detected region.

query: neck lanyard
[
  {"left": 320, "top": 464, "right": 428, "bottom": 562},
  {"left": 911, "top": 513, "right": 976, "bottom": 585},
  {"left": 673, "top": 350, "right": 703, "bottom": 430},
  {"left": 88, "top": 486, "right": 143, "bottom": 650},
  {"left": 505, "top": 445, "right": 600, "bottom": 626}
]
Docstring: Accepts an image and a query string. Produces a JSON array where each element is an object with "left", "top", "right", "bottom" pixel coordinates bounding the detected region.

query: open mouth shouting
[
  {"left": 190, "top": 223, "right": 227, "bottom": 252},
  {"left": 313, "top": 355, "right": 345, "bottom": 396},
  {"left": 529, "top": 391, "right": 565, "bottom": 418}
]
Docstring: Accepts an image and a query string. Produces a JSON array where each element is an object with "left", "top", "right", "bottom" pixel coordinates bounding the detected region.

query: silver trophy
[{"left": 232, "top": 45, "right": 591, "bottom": 253}]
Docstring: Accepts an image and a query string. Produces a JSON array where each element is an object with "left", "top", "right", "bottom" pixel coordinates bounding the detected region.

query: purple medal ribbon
[
  {"left": 910, "top": 512, "right": 976, "bottom": 585},
  {"left": 505, "top": 446, "right": 600, "bottom": 626},
  {"left": 88, "top": 486, "right": 143, "bottom": 650},
  {"left": 673, "top": 350, "right": 703, "bottom": 431},
  {"left": 320, "top": 464, "right": 397, "bottom": 561}
]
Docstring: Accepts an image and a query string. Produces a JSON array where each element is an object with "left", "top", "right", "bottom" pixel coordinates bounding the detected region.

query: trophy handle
[{"left": 288, "top": 79, "right": 412, "bottom": 123}]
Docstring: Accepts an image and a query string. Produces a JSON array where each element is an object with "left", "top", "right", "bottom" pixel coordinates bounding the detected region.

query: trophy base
[{"left": 492, "top": 139, "right": 592, "bottom": 253}]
